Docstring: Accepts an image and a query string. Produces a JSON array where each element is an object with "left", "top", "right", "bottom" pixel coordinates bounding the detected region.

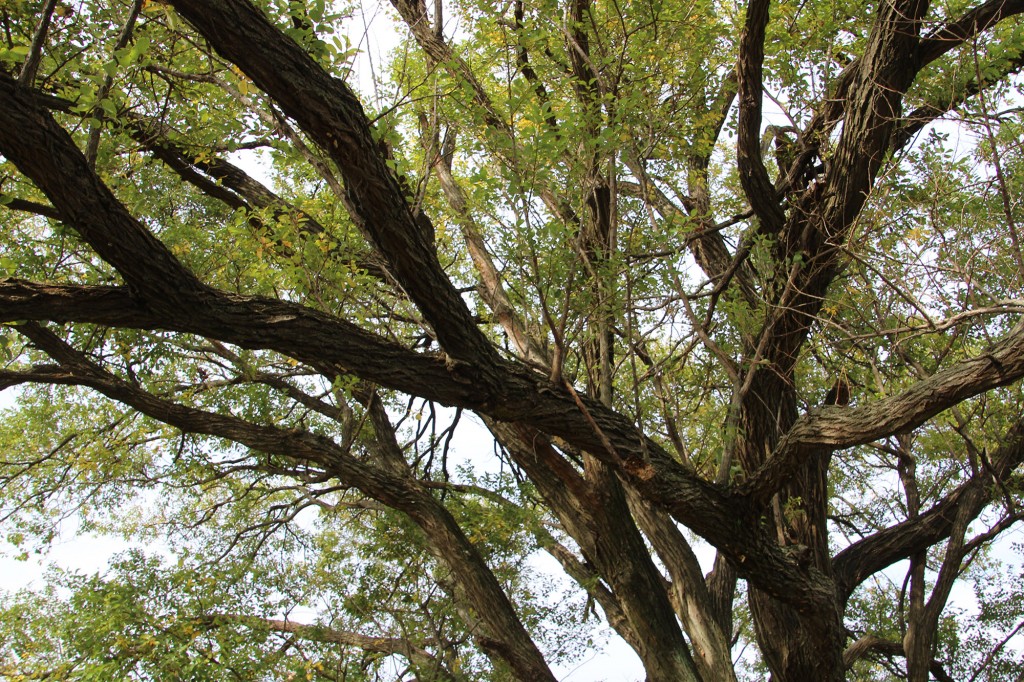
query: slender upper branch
[{"left": 735, "top": 0, "right": 785, "bottom": 232}]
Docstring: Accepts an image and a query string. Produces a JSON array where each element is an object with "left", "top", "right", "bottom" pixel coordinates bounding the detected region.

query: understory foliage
[{"left": 3, "top": 0, "right": 1024, "bottom": 680}]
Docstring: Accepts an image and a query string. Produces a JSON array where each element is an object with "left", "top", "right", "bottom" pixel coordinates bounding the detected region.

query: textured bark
[
  {"left": 625, "top": 488, "right": 738, "bottom": 682},
  {"left": 488, "top": 425, "right": 701, "bottom": 680},
  {"left": 0, "top": 77, "right": 207, "bottom": 307},
  {"left": 168, "top": 0, "right": 496, "bottom": 367},
  {"left": 747, "top": 318, "right": 1024, "bottom": 503},
  {"left": 916, "top": 0, "right": 1024, "bottom": 68},
  {"left": 5, "top": 0, "right": 1024, "bottom": 679},
  {"left": 842, "top": 635, "right": 957, "bottom": 682},
  {"left": 4, "top": 16, "right": 1024, "bottom": 637},
  {"left": 728, "top": 0, "right": 932, "bottom": 675},
  {"left": 802, "top": 0, "right": 1024, "bottom": 151},
  {"left": 736, "top": 0, "right": 785, "bottom": 232},
  {"left": 12, "top": 322, "right": 557, "bottom": 681}
]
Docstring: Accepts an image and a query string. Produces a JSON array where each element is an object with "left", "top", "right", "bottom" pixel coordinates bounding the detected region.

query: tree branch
[
  {"left": 803, "top": 0, "right": 1024, "bottom": 150},
  {"left": 205, "top": 614, "right": 457, "bottom": 681},
  {"left": 0, "top": 73, "right": 208, "bottom": 306},
  {"left": 736, "top": 0, "right": 785, "bottom": 232},
  {"left": 893, "top": 50, "right": 1024, "bottom": 151},
  {"left": 17, "top": 0, "right": 58, "bottom": 87},
  {"left": 832, "top": 415, "right": 1024, "bottom": 600},
  {"left": 746, "top": 318, "right": 1024, "bottom": 502},
  {"left": 12, "top": 320, "right": 557, "bottom": 681},
  {"left": 917, "top": 0, "right": 1024, "bottom": 67},
  {"left": 168, "top": 0, "right": 495, "bottom": 365},
  {"left": 0, "top": 274, "right": 837, "bottom": 615},
  {"left": 842, "top": 633, "right": 957, "bottom": 682}
]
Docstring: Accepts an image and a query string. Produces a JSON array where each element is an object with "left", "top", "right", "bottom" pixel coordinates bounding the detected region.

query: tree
[{"left": 2, "top": 0, "right": 1024, "bottom": 679}]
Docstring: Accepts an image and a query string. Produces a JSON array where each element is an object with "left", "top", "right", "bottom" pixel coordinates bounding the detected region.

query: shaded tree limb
[
  {"left": 11, "top": 321, "right": 558, "bottom": 682},
  {"left": 917, "top": 0, "right": 1024, "bottom": 67},
  {"left": 803, "top": 0, "right": 1024, "bottom": 148},
  {"left": 842, "top": 633, "right": 956, "bottom": 682},
  {"left": 735, "top": 0, "right": 785, "bottom": 233},
  {"left": 0, "top": 74, "right": 209, "bottom": 306},
  {"left": 624, "top": 486, "right": 738, "bottom": 682},
  {"left": 747, "top": 318, "right": 1024, "bottom": 502},
  {"left": 893, "top": 50, "right": 1024, "bottom": 151},
  {"left": 486, "top": 421, "right": 701, "bottom": 681}
]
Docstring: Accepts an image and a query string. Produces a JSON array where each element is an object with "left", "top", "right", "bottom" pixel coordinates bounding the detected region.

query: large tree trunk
[
  {"left": 750, "top": 590, "right": 846, "bottom": 681},
  {"left": 736, "top": 371, "right": 848, "bottom": 681}
]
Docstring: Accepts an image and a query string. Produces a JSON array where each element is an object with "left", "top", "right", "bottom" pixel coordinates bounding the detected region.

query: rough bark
[
  {"left": 736, "top": 0, "right": 785, "bottom": 233},
  {"left": 5, "top": 31, "right": 1024, "bottom": 646},
  {"left": 11, "top": 322, "right": 557, "bottom": 681},
  {"left": 489, "top": 423, "right": 701, "bottom": 680},
  {"left": 168, "top": 0, "right": 496, "bottom": 366},
  {"left": 4, "top": 0, "right": 1024, "bottom": 679},
  {"left": 625, "top": 487, "right": 738, "bottom": 682},
  {"left": 729, "top": 0, "right": 932, "bottom": 675}
]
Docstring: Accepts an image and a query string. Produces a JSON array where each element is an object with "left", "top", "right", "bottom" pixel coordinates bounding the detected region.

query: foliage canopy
[{"left": 3, "top": 0, "right": 1024, "bottom": 679}]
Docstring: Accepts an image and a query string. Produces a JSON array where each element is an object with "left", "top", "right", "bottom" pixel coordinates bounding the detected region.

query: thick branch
[
  {"left": 167, "top": 0, "right": 495, "bottom": 365},
  {"left": 735, "top": 0, "right": 785, "bottom": 232},
  {"left": 4, "top": 197, "right": 61, "bottom": 221},
  {"left": 893, "top": 50, "right": 1024, "bottom": 151},
  {"left": 832, "top": 415, "right": 1024, "bottom": 600},
  {"left": 0, "top": 74, "right": 208, "bottom": 307},
  {"left": 842, "top": 634, "right": 956, "bottom": 682},
  {"left": 207, "top": 614, "right": 456, "bottom": 681},
  {"left": 917, "top": 0, "right": 1024, "bottom": 67},
  {"left": 486, "top": 421, "right": 702, "bottom": 680},
  {"left": 18, "top": 0, "right": 58, "bottom": 87},
  {"left": 0, "top": 278, "right": 463, "bottom": 399},
  {"left": 14, "top": 321, "right": 556, "bottom": 681},
  {"left": 6, "top": 85, "right": 324, "bottom": 239},
  {"left": 747, "top": 319, "right": 1024, "bottom": 502},
  {"left": 625, "top": 487, "right": 738, "bottom": 682},
  {"left": 0, "top": 275, "right": 837, "bottom": 615},
  {"left": 804, "top": 0, "right": 1024, "bottom": 149}
]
